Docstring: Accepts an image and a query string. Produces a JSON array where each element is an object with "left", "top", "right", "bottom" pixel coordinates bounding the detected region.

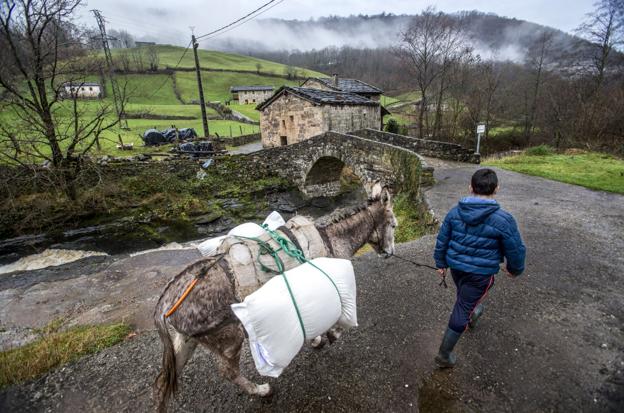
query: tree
[
  {"left": 131, "top": 47, "right": 145, "bottom": 71},
  {"left": 395, "top": 7, "right": 466, "bottom": 138},
  {"left": 576, "top": 0, "right": 624, "bottom": 91},
  {"left": 0, "top": 0, "right": 124, "bottom": 199},
  {"left": 523, "top": 30, "right": 553, "bottom": 144},
  {"left": 146, "top": 45, "right": 159, "bottom": 71},
  {"left": 255, "top": 62, "right": 262, "bottom": 74}
]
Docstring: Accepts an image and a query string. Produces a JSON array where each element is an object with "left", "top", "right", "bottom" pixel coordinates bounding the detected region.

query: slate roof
[
  {"left": 230, "top": 86, "right": 274, "bottom": 92},
  {"left": 256, "top": 86, "right": 380, "bottom": 111},
  {"left": 305, "top": 77, "right": 383, "bottom": 94},
  {"left": 62, "top": 82, "right": 101, "bottom": 87}
]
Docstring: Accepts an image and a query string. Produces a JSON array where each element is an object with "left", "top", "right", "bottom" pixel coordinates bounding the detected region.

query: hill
[{"left": 210, "top": 11, "right": 593, "bottom": 62}]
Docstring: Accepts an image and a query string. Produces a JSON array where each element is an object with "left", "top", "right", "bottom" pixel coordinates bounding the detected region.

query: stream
[{"left": 0, "top": 186, "right": 367, "bottom": 272}]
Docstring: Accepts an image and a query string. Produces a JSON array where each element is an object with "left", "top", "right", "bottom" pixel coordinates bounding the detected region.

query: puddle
[{"left": 418, "top": 372, "right": 463, "bottom": 413}]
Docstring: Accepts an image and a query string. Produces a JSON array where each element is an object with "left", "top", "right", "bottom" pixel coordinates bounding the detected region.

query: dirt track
[{"left": 1, "top": 160, "right": 623, "bottom": 412}]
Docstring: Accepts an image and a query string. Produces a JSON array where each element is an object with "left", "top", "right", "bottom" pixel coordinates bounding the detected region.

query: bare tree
[
  {"left": 576, "top": 0, "right": 624, "bottom": 91},
  {"left": 0, "top": 0, "right": 124, "bottom": 199},
  {"left": 116, "top": 48, "right": 131, "bottom": 72},
  {"left": 523, "top": 30, "right": 553, "bottom": 144},
  {"left": 396, "top": 7, "right": 466, "bottom": 138},
  {"left": 131, "top": 46, "right": 145, "bottom": 71},
  {"left": 146, "top": 45, "right": 159, "bottom": 71}
]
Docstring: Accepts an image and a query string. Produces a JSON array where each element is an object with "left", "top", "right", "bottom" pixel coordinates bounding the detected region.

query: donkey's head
[{"left": 367, "top": 184, "right": 397, "bottom": 258}]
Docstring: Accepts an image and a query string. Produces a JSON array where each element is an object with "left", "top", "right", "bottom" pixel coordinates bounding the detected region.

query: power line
[
  {"left": 195, "top": 0, "right": 281, "bottom": 40},
  {"left": 197, "top": 0, "right": 286, "bottom": 42}
]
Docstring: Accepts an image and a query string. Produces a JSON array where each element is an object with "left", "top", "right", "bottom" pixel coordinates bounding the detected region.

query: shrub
[
  {"left": 525, "top": 145, "right": 555, "bottom": 156},
  {"left": 385, "top": 118, "right": 399, "bottom": 134}
]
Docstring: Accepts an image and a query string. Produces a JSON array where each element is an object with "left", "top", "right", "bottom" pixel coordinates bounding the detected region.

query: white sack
[
  {"left": 231, "top": 257, "right": 357, "bottom": 377},
  {"left": 197, "top": 218, "right": 274, "bottom": 257},
  {"left": 262, "top": 211, "right": 286, "bottom": 230},
  {"left": 196, "top": 235, "right": 227, "bottom": 257}
]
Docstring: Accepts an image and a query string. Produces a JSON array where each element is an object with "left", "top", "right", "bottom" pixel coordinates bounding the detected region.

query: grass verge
[
  {"left": 484, "top": 149, "right": 624, "bottom": 194},
  {"left": 393, "top": 193, "right": 437, "bottom": 243},
  {"left": 0, "top": 321, "right": 131, "bottom": 389}
]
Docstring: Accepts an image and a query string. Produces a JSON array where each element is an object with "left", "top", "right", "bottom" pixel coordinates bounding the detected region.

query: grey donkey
[{"left": 153, "top": 185, "right": 397, "bottom": 412}]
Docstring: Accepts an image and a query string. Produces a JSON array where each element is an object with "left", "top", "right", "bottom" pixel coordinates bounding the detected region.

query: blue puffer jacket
[{"left": 433, "top": 197, "right": 526, "bottom": 276}]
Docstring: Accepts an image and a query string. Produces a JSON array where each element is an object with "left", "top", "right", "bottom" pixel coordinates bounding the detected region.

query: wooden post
[{"left": 192, "top": 35, "right": 209, "bottom": 138}]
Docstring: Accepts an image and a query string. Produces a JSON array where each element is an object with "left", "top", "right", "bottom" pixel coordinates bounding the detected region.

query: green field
[
  {"left": 485, "top": 149, "right": 624, "bottom": 194},
  {"left": 175, "top": 71, "right": 300, "bottom": 103},
  {"left": 123, "top": 45, "right": 324, "bottom": 77},
  {"left": 1, "top": 45, "right": 324, "bottom": 160}
]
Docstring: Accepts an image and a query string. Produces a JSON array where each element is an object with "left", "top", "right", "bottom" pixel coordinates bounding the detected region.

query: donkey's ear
[{"left": 370, "top": 182, "right": 383, "bottom": 200}]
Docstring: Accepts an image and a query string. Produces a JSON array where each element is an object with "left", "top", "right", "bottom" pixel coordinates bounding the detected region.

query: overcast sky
[{"left": 77, "top": 0, "right": 596, "bottom": 46}]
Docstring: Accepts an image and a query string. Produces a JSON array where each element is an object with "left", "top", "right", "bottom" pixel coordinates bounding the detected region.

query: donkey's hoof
[
  {"left": 310, "top": 336, "right": 325, "bottom": 349},
  {"left": 257, "top": 383, "right": 272, "bottom": 397}
]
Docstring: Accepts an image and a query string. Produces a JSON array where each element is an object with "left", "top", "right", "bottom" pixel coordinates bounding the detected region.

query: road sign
[{"left": 477, "top": 124, "right": 486, "bottom": 134}]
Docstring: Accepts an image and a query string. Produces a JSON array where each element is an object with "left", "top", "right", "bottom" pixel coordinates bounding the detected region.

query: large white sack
[
  {"left": 231, "top": 257, "right": 357, "bottom": 377},
  {"left": 262, "top": 211, "right": 285, "bottom": 230}
]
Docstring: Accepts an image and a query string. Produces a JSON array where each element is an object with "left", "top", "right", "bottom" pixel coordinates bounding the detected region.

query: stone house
[
  {"left": 230, "top": 86, "right": 274, "bottom": 104},
  {"left": 300, "top": 75, "right": 383, "bottom": 101},
  {"left": 61, "top": 82, "right": 102, "bottom": 99},
  {"left": 256, "top": 86, "right": 383, "bottom": 148}
]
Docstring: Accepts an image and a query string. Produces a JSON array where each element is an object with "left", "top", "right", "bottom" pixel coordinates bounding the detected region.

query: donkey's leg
[
  {"left": 199, "top": 323, "right": 271, "bottom": 397},
  {"left": 172, "top": 329, "right": 198, "bottom": 375}
]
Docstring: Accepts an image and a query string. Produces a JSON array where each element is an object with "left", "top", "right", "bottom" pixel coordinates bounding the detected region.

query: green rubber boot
[
  {"left": 468, "top": 304, "right": 484, "bottom": 329},
  {"left": 434, "top": 328, "right": 461, "bottom": 368}
]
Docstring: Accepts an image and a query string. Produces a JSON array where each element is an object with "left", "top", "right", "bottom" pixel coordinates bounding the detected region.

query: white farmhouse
[{"left": 61, "top": 82, "right": 102, "bottom": 99}]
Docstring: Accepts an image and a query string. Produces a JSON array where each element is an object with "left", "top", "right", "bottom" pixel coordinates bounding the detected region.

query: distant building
[
  {"left": 61, "top": 82, "right": 102, "bottom": 99},
  {"left": 256, "top": 86, "right": 384, "bottom": 148},
  {"left": 135, "top": 41, "right": 156, "bottom": 47},
  {"left": 300, "top": 75, "right": 383, "bottom": 101},
  {"left": 230, "top": 86, "right": 274, "bottom": 104}
]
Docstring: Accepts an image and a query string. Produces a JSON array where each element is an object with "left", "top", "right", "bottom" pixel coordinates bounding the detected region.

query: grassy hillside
[
  {"left": 122, "top": 45, "right": 324, "bottom": 77},
  {"left": 1, "top": 45, "right": 324, "bottom": 160}
]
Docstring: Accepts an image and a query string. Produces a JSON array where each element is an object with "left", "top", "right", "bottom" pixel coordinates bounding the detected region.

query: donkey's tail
[{"left": 154, "top": 314, "right": 177, "bottom": 413}]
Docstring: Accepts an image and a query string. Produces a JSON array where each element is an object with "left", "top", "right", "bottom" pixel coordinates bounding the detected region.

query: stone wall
[
  {"left": 260, "top": 93, "right": 326, "bottom": 147},
  {"left": 301, "top": 79, "right": 334, "bottom": 91},
  {"left": 324, "top": 105, "right": 381, "bottom": 135},
  {"left": 351, "top": 129, "right": 480, "bottom": 163},
  {"left": 213, "top": 133, "right": 260, "bottom": 147},
  {"left": 236, "top": 90, "right": 273, "bottom": 104}
]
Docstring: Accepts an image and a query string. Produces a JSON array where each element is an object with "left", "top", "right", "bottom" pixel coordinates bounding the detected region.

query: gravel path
[{"left": 1, "top": 161, "right": 623, "bottom": 412}]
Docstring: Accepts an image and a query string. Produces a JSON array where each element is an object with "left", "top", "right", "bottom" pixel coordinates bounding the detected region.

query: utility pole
[
  {"left": 191, "top": 34, "right": 210, "bottom": 137},
  {"left": 92, "top": 10, "right": 128, "bottom": 129}
]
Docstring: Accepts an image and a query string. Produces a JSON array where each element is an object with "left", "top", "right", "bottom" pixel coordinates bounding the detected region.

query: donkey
[{"left": 153, "top": 185, "right": 397, "bottom": 412}]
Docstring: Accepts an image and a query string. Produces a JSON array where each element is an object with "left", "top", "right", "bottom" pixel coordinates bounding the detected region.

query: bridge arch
[{"left": 302, "top": 154, "right": 367, "bottom": 198}]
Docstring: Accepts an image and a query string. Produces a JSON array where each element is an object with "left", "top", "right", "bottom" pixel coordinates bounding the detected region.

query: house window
[
  {"left": 245, "top": 99, "right": 249, "bottom": 104},
  {"left": 252, "top": 99, "right": 256, "bottom": 103},
  {"left": 282, "top": 119, "right": 286, "bottom": 128},
  {"left": 280, "top": 136, "right": 288, "bottom": 146},
  {"left": 289, "top": 115, "right": 294, "bottom": 122},
  {"left": 89, "top": 87, "right": 93, "bottom": 91}
]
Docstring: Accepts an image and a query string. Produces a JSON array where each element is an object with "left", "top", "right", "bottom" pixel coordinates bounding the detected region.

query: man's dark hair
[{"left": 471, "top": 168, "right": 498, "bottom": 195}]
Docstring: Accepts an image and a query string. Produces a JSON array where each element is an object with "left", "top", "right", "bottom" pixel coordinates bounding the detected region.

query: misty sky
[{"left": 78, "top": 0, "right": 596, "bottom": 47}]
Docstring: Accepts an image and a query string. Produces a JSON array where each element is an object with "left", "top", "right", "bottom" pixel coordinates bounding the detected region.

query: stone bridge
[{"left": 246, "top": 129, "right": 478, "bottom": 198}]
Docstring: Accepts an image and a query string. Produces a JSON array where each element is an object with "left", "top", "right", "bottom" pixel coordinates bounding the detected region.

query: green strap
[{"left": 233, "top": 225, "right": 344, "bottom": 342}]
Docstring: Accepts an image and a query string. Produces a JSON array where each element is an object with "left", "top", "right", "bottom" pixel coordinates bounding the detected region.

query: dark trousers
[{"left": 448, "top": 269, "right": 495, "bottom": 334}]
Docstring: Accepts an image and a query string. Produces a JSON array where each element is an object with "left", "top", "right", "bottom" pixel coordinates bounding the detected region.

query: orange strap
[{"left": 164, "top": 278, "right": 199, "bottom": 318}]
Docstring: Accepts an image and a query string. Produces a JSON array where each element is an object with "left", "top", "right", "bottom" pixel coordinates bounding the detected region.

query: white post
[{"left": 475, "top": 124, "right": 486, "bottom": 155}]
